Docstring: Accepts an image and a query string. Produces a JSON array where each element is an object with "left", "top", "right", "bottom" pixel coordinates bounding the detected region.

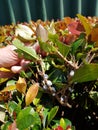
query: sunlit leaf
[
  {"left": 16, "top": 77, "right": 27, "bottom": 94},
  {"left": 42, "top": 108, "right": 49, "bottom": 128},
  {"left": 0, "top": 78, "right": 8, "bottom": 84},
  {"left": 13, "top": 38, "right": 39, "bottom": 60},
  {"left": 71, "top": 64, "right": 98, "bottom": 83},
  {"left": 16, "top": 107, "right": 34, "bottom": 130},
  {"left": 47, "top": 106, "right": 59, "bottom": 125},
  {"left": 77, "top": 14, "right": 91, "bottom": 36},
  {"left": 64, "top": 17, "right": 72, "bottom": 25},
  {"left": 91, "top": 27, "right": 98, "bottom": 41},
  {"left": 16, "top": 107, "right": 41, "bottom": 130},
  {"left": 36, "top": 24, "right": 48, "bottom": 42},
  {"left": 0, "top": 111, "right": 5, "bottom": 123},
  {"left": 25, "top": 83, "right": 39, "bottom": 106},
  {"left": 90, "top": 27, "right": 98, "bottom": 45},
  {"left": 39, "top": 40, "right": 57, "bottom": 53},
  {"left": 48, "top": 33, "right": 70, "bottom": 57},
  {"left": 60, "top": 118, "right": 66, "bottom": 129},
  {"left": 8, "top": 101, "right": 21, "bottom": 115},
  {"left": 6, "top": 80, "right": 16, "bottom": 86},
  {"left": 56, "top": 40, "right": 70, "bottom": 57},
  {"left": 0, "top": 85, "right": 16, "bottom": 93},
  {"left": 0, "top": 67, "right": 11, "bottom": 72},
  {"left": 0, "top": 36, "right": 5, "bottom": 43},
  {"left": 15, "top": 24, "right": 36, "bottom": 42}
]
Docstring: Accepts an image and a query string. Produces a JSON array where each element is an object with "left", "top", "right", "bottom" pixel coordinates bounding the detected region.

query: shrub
[{"left": 0, "top": 14, "right": 98, "bottom": 130}]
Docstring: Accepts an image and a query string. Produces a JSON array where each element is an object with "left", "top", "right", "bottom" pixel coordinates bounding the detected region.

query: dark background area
[{"left": 0, "top": 0, "right": 98, "bottom": 25}]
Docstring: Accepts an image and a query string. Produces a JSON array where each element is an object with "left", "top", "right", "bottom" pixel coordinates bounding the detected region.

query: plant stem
[{"left": 57, "top": 51, "right": 79, "bottom": 69}]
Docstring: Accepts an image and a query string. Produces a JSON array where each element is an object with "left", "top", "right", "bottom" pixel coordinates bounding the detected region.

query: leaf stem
[{"left": 57, "top": 51, "right": 79, "bottom": 69}]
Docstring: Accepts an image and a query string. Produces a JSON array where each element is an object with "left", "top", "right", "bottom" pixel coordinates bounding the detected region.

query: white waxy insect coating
[
  {"left": 69, "top": 70, "right": 75, "bottom": 76},
  {"left": 46, "top": 80, "right": 52, "bottom": 86}
]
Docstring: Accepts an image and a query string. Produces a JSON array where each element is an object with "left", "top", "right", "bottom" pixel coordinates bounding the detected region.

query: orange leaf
[
  {"left": 25, "top": 83, "right": 39, "bottom": 106},
  {"left": 91, "top": 27, "right": 98, "bottom": 42},
  {"left": 77, "top": 14, "right": 91, "bottom": 36},
  {"left": 64, "top": 17, "right": 73, "bottom": 25},
  {"left": 16, "top": 77, "right": 27, "bottom": 94}
]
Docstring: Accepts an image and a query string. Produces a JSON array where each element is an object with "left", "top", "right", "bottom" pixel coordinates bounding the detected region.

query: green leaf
[
  {"left": 16, "top": 107, "right": 41, "bottom": 130},
  {"left": 89, "top": 91, "right": 98, "bottom": 103},
  {"left": 48, "top": 33, "right": 59, "bottom": 43},
  {"left": 32, "top": 112, "right": 41, "bottom": 127},
  {"left": 8, "top": 101, "right": 21, "bottom": 115},
  {"left": 42, "top": 108, "right": 49, "bottom": 128},
  {"left": 71, "top": 64, "right": 98, "bottom": 83},
  {"left": 71, "top": 38, "right": 85, "bottom": 54},
  {"left": 49, "top": 68, "right": 66, "bottom": 84},
  {"left": 60, "top": 118, "right": 66, "bottom": 129},
  {"left": 56, "top": 40, "right": 70, "bottom": 57},
  {"left": 13, "top": 39, "right": 39, "bottom": 60},
  {"left": 1, "top": 121, "right": 11, "bottom": 130},
  {"left": 48, "top": 33, "right": 70, "bottom": 57},
  {"left": 64, "top": 119, "right": 72, "bottom": 128},
  {"left": 47, "top": 106, "right": 59, "bottom": 125},
  {"left": 39, "top": 40, "right": 57, "bottom": 53},
  {"left": 6, "top": 80, "right": 16, "bottom": 86}
]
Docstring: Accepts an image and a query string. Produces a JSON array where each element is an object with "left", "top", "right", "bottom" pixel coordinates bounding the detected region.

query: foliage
[{"left": 0, "top": 14, "right": 98, "bottom": 129}]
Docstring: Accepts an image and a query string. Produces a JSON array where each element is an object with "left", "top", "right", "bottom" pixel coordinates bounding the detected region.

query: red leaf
[
  {"left": 55, "top": 126, "right": 64, "bottom": 130},
  {"left": 8, "top": 121, "right": 18, "bottom": 130},
  {"left": 68, "top": 21, "right": 84, "bottom": 35}
]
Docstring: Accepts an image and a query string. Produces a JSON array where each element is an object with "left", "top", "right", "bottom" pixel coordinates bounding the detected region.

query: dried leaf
[
  {"left": 16, "top": 77, "right": 27, "bottom": 94},
  {"left": 25, "top": 83, "right": 39, "bottom": 106}
]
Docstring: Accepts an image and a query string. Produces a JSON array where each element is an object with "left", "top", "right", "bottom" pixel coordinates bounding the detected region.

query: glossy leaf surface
[
  {"left": 25, "top": 83, "right": 39, "bottom": 106},
  {"left": 71, "top": 64, "right": 98, "bottom": 83}
]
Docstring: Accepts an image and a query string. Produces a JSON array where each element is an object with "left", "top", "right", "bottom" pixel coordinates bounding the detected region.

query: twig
[{"left": 57, "top": 51, "right": 79, "bottom": 69}]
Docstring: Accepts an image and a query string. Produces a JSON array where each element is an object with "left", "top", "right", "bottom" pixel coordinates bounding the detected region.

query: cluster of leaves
[{"left": 0, "top": 14, "right": 98, "bottom": 129}]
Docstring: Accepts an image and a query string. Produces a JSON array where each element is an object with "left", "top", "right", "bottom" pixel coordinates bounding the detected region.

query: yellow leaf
[
  {"left": 77, "top": 14, "right": 91, "bottom": 36},
  {"left": 0, "top": 36, "right": 5, "bottom": 43},
  {"left": 94, "top": 40, "right": 98, "bottom": 47},
  {"left": 16, "top": 77, "right": 27, "bottom": 94},
  {"left": 0, "top": 67, "right": 11, "bottom": 72},
  {"left": 25, "top": 83, "right": 39, "bottom": 106},
  {"left": 0, "top": 85, "right": 16, "bottom": 93},
  {"left": 0, "top": 78, "right": 8, "bottom": 84}
]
